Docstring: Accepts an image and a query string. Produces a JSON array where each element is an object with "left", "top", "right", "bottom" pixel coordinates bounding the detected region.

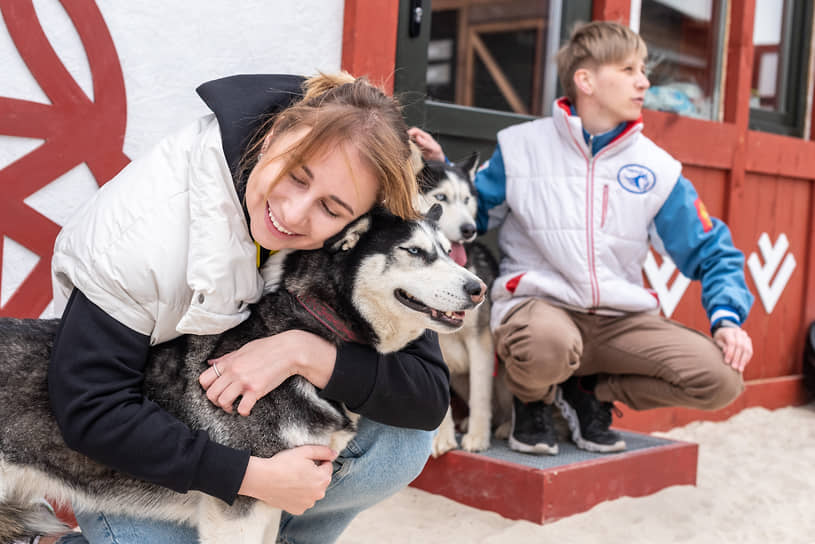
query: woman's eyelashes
[
  {"left": 321, "top": 200, "right": 340, "bottom": 218},
  {"left": 290, "top": 172, "right": 308, "bottom": 187},
  {"left": 289, "top": 171, "right": 341, "bottom": 218}
]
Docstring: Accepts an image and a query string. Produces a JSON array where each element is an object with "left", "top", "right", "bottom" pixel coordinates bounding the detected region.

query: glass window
[
  {"left": 425, "top": 0, "right": 559, "bottom": 116},
  {"left": 749, "top": 0, "right": 811, "bottom": 137},
  {"left": 637, "top": 0, "right": 727, "bottom": 120}
]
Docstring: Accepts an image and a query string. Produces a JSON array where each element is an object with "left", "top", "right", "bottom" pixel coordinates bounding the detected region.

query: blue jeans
[{"left": 57, "top": 418, "right": 433, "bottom": 544}]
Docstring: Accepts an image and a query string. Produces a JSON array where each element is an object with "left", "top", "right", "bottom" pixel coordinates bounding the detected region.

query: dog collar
[{"left": 295, "top": 294, "right": 363, "bottom": 344}]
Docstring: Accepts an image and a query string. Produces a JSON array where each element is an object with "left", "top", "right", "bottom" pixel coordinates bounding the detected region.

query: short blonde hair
[
  {"left": 556, "top": 21, "right": 647, "bottom": 103},
  {"left": 240, "top": 72, "right": 418, "bottom": 220}
]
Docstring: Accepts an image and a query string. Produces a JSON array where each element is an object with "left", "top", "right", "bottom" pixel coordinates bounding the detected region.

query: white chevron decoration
[
  {"left": 747, "top": 233, "right": 796, "bottom": 314},
  {"left": 643, "top": 251, "right": 691, "bottom": 318}
]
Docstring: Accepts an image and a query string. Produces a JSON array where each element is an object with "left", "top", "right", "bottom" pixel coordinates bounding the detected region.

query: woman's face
[{"left": 245, "top": 127, "right": 380, "bottom": 251}]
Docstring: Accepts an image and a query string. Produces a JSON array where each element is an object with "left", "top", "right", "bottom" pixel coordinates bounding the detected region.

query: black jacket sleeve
[
  {"left": 319, "top": 330, "right": 450, "bottom": 430},
  {"left": 48, "top": 289, "right": 249, "bottom": 504}
]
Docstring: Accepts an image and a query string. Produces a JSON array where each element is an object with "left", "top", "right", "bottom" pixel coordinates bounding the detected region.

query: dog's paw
[
  {"left": 461, "top": 429, "right": 491, "bottom": 453},
  {"left": 493, "top": 420, "right": 512, "bottom": 440},
  {"left": 432, "top": 431, "right": 458, "bottom": 457}
]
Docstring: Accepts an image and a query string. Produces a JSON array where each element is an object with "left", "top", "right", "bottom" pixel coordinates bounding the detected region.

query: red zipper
[{"left": 585, "top": 160, "right": 599, "bottom": 307}]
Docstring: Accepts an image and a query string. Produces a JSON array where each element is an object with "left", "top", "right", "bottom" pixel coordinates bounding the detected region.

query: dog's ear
[
  {"left": 456, "top": 151, "right": 480, "bottom": 181},
  {"left": 424, "top": 202, "right": 443, "bottom": 224},
  {"left": 325, "top": 214, "right": 373, "bottom": 252}
]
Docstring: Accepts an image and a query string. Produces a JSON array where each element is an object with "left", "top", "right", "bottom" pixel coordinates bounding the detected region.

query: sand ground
[{"left": 338, "top": 403, "right": 815, "bottom": 544}]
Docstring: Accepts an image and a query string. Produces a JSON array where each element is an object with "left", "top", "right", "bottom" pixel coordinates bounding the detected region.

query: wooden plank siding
[
  {"left": 596, "top": 0, "right": 814, "bottom": 430},
  {"left": 347, "top": 0, "right": 813, "bottom": 431}
]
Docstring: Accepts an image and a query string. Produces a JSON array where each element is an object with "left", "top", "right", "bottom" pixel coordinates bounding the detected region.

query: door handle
[{"left": 409, "top": 0, "right": 424, "bottom": 38}]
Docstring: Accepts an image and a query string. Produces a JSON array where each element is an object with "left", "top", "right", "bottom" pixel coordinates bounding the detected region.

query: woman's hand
[
  {"left": 713, "top": 326, "right": 753, "bottom": 372},
  {"left": 408, "top": 127, "right": 446, "bottom": 163},
  {"left": 198, "top": 330, "right": 337, "bottom": 416},
  {"left": 239, "top": 446, "right": 337, "bottom": 514}
]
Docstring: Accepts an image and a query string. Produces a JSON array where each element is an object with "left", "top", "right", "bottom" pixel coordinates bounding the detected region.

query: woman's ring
[{"left": 213, "top": 363, "right": 222, "bottom": 377}]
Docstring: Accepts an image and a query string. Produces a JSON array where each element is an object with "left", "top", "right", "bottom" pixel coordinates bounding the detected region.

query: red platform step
[{"left": 410, "top": 430, "right": 698, "bottom": 524}]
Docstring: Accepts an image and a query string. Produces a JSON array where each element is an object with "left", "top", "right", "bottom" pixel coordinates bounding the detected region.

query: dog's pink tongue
[{"left": 450, "top": 242, "right": 467, "bottom": 266}]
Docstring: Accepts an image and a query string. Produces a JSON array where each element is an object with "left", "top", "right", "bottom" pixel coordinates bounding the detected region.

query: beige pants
[{"left": 494, "top": 298, "right": 744, "bottom": 409}]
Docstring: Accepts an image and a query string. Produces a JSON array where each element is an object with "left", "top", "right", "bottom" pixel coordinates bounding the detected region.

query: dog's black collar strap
[{"left": 295, "top": 294, "right": 362, "bottom": 343}]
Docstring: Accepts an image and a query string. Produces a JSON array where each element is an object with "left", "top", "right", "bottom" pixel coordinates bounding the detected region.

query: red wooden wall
[
  {"left": 596, "top": 0, "right": 813, "bottom": 430},
  {"left": 349, "top": 0, "right": 814, "bottom": 432}
]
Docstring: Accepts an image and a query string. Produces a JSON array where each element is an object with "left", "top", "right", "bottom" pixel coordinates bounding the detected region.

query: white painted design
[
  {"left": 0, "top": 136, "right": 44, "bottom": 171},
  {"left": 747, "top": 233, "right": 796, "bottom": 313},
  {"left": 24, "top": 162, "right": 99, "bottom": 227},
  {"left": 643, "top": 250, "right": 691, "bottom": 318},
  {"left": 1, "top": 236, "right": 40, "bottom": 308},
  {"left": 40, "top": 299, "right": 56, "bottom": 319}
]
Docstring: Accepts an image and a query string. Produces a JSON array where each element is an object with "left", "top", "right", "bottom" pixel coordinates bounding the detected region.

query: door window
[{"left": 637, "top": 0, "right": 727, "bottom": 120}]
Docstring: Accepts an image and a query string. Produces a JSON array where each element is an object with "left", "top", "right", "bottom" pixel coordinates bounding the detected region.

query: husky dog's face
[
  {"left": 332, "top": 206, "right": 486, "bottom": 353},
  {"left": 416, "top": 153, "right": 480, "bottom": 266}
]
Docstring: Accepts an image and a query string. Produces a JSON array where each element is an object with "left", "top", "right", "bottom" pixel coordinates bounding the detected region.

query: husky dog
[
  {"left": 416, "top": 156, "right": 503, "bottom": 456},
  {"left": 0, "top": 205, "right": 485, "bottom": 543}
]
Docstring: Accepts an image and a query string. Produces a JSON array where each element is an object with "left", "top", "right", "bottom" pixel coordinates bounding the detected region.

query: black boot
[
  {"left": 555, "top": 376, "right": 626, "bottom": 453},
  {"left": 509, "top": 395, "right": 558, "bottom": 455}
]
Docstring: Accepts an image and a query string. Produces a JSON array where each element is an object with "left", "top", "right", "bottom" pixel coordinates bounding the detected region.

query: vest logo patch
[{"left": 617, "top": 164, "right": 656, "bottom": 194}]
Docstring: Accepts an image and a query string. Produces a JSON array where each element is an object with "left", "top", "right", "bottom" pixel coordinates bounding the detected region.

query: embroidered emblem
[{"left": 617, "top": 164, "right": 656, "bottom": 194}]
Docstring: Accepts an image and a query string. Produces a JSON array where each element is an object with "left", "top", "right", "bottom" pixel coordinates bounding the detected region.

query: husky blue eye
[
  {"left": 401, "top": 246, "right": 420, "bottom": 255},
  {"left": 435, "top": 194, "right": 447, "bottom": 202}
]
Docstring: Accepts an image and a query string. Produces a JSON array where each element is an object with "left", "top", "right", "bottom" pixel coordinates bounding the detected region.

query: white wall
[{"left": 0, "top": 0, "right": 344, "bottom": 315}]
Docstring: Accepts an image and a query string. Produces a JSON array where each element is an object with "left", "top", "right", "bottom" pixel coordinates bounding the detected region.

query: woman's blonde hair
[
  {"left": 556, "top": 21, "right": 648, "bottom": 103},
  {"left": 240, "top": 72, "right": 418, "bottom": 220}
]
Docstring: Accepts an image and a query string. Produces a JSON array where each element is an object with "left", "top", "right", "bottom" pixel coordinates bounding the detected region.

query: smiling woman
[
  {"left": 46, "top": 72, "right": 450, "bottom": 544},
  {"left": 245, "top": 127, "right": 380, "bottom": 251},
  {"left": 239, "top": 74, "right": 421, "bottom": 254}
]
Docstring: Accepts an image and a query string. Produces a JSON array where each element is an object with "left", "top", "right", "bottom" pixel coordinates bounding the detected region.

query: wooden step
[{"left": 410, "top": 431, "right": 697, "bottom": 524}]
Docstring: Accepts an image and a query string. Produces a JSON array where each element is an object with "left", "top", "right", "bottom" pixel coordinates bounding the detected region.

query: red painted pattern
[{"left": 0, "top": 0, "right": 129, "bottom": 317}]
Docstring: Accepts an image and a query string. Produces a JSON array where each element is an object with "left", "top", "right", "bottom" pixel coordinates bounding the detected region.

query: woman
[{"left": 47, "top": 73, "right": 449, "bottom": 543}]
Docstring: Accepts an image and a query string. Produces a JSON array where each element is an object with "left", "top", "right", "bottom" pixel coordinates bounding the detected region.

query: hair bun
[{"left": 303, "top": 71, "right": 358, "bottom": 102}]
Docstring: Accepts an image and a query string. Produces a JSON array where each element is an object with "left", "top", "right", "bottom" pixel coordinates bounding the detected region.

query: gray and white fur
[
  {"left": 0, "top": 205, "right": 485, "bottom": 543},
  {"left": 416, "top": 155, "right": 509, "bottom": 456}
]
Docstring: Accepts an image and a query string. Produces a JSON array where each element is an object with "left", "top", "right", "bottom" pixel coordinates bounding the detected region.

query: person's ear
[{"left": 574, "top": 68, "right": 594, "bottom": 96}]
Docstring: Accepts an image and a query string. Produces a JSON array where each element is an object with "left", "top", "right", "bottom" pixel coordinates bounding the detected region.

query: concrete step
[{"left": 410, "top": 431, "right": 697, "bottom": 524}]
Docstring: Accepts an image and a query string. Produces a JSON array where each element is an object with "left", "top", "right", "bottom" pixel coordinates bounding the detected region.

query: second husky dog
[
  {"left": 0, "top": 205, "right": 485, "bottom": 543},
  {"left": 416, "top": 156, "right": 502, "bottom": 456}
]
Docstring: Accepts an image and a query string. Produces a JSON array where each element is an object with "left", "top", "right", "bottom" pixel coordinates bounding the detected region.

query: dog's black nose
[
  {"left": 465, "top": 278, "right": 486, "bottom": 303},
  {"left": 460, "top": 223, "right": 476, "bottom": 240}
]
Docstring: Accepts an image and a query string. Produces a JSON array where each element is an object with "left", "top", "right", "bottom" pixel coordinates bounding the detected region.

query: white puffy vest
[
  {"left": 490, "top": 104, "right": 682, "bottom": 330},
  {"left": 51, "top": 115, "right": 278, "bottom": 345}
]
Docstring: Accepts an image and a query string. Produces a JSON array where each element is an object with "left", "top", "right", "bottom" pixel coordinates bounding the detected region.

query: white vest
[
  {"left": 490, "top": 104, "right": 682, "bottom": 330},
  {"left": 52, "top": 115, "right": 280, "bottom": 345}
]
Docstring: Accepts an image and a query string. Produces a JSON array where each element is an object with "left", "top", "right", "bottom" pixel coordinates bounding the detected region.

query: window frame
[
  {"left": 634, "top": 0, "right": 729, "bottom": 122},
  {"left": 395, "top": 0, "right": 592, "bottom": 147},
  {"left": 748, "top": 0, "right": 813, "bottom": 137}
]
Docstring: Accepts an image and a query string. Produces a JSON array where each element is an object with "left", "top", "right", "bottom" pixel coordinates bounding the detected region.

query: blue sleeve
[
  {"left": 474, "top": 145, "right": 508, "bottom": 234},
  {"left": 653, "top": 175, "right": 754, "bottom": 329}
]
